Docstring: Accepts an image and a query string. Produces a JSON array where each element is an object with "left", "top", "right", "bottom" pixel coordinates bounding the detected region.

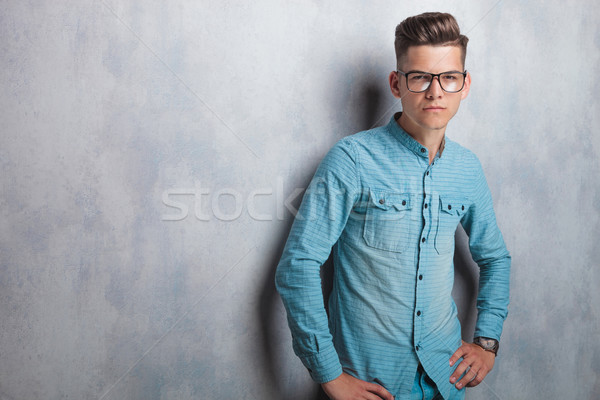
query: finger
[
  {"left": 362, "top": 389, "right": 389, "bottom": 400},
  {"left": 455, "top": 367, "right": 479, "bottom": 389},
  {"left": 366, "top": 382, "right": 394, "bottom": 400},
  {"left": 466, "top": 367, "right": 488, "bottom": 387},
  {"left": 449, "top": 345, "right": 467, "bottom": 366},
  {"left": 449, "top": 359, "right": 470, "bottom": 384}
]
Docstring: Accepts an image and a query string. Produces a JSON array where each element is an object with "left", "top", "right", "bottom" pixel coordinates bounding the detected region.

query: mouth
[{"left": 423, "top": 106, "right": 446, "bottom": 112}]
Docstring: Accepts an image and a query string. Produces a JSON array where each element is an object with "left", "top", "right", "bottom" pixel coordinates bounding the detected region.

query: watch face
[{"left": 475, "top": 337, "right": 499, "bottom": 352}]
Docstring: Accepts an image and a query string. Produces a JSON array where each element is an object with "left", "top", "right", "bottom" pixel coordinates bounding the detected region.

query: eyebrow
[{"left": 404, "top": 69, "right": 464, "bottom": 74}]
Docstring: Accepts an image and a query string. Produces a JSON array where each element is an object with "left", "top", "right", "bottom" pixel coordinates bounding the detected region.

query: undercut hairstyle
[{"left": 394, "top": 12, "right": 469, "bottom": 70}]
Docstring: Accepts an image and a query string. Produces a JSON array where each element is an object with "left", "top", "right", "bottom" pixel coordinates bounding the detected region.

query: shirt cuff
[
  {"left": 474, "top": 311, "right": 506, "bottom": 341},
  {"left": 300, "top": 343, "right": 343, "bottom": 383}
]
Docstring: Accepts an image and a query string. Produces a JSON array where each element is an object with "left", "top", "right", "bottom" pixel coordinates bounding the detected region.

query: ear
[
  {"left": 389, "top": 71, "right": 402, "bottom": 99},
  {"left": 460, "top": 71, "right": 472, "bottom": 100}
]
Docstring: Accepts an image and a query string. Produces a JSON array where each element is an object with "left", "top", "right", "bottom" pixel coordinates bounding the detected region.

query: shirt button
[
  {"left": 420, "top": 148, "right": 426, "bottom": 153},
  {"left": 402, "top": 200, "right": 407, "bottom": 206},
  {"left": 417, "top": 311, "right": 421, "bottom": 316},
  {"left": 416, "top": 345, "right": 420, "bottom": 351},
  {"left": 421, "top": 237, "right": 426, "bottom": 243},
  {"left": 424, "top": 204, "right": 428, "bottom": 209},
  {"left": 419, "top": 274, "right": 423, "bottom": 280},
  {"left": 448, "top": 204, "right": 452, "bottom": 210},
  {"left": 426, "top": 171, "right": 429, "bottom": 176},
  {"left": 462, "top": 205, "right": 465, "bottom": 210},
  {"left": 379, "top": 199, "right": 385, "bottom": 204}
]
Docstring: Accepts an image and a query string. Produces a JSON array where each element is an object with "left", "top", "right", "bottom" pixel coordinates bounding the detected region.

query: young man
[{"left": 275, "top": 12, "right": 510, "bottom": 400}]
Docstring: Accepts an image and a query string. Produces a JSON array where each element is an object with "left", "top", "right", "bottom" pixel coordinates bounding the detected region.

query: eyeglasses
[{"left": 397, "top": 70, "right": 467, "bottom": 93}]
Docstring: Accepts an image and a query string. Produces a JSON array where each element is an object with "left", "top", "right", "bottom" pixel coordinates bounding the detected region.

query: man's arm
[
  {"left": 450, "top": 158, "right": 511, "bottom": 388},
  {"left": 275, "top": 139, "right": 394, "bottom": 399},
  {"left": 275, "top": 139, "right": 359, "bottom": 383}
]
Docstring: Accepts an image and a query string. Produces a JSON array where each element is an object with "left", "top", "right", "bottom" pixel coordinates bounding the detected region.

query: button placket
[
  {"left": 420, "top": 171, "right": 431, "bottom": 247},
  {"left": 416, "top": 159, "right": 442, "bottom": 354},
  {"left": 415, "top": 164, "right": 431, "bottom": 351}
]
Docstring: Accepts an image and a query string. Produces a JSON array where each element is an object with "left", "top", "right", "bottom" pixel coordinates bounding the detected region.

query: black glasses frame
[{"left": 397, "top": 70, "right": 467, "bottom": 93}]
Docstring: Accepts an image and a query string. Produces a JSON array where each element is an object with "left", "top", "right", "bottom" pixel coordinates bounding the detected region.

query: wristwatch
[{"left": 473, "top": 337, "right": 499, "bottom": 356}]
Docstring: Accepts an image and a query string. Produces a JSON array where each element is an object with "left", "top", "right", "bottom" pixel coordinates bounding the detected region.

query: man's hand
[
  {"left": 449, "top": 340, "right": 495, "bottom": 389},
  {"left": 321, "top": 372, "right": 394, "bottom": 400}
]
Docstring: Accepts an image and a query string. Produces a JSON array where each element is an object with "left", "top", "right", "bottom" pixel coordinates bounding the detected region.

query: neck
[{"left": 397, "top": 114, "right": 445, "bottom": 164}]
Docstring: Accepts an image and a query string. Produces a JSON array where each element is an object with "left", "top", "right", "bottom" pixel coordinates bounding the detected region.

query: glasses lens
[
  {"left": 438, "top": 73, "right": 465, "bottom": 92},
  {"left": 407, "top": 73, "right": 433, "bottom": 92}
]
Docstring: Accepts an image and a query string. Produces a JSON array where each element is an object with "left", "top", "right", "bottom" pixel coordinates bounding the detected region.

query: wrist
[{"left": 473, "top": 337, "right": 499, "bottom": 356}]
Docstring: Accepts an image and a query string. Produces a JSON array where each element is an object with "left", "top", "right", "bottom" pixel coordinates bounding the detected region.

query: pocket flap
[
  {"left": 369, "top": 191, "right": 411, "bottom": 211},
  {"left": 440, "top": 196, "right": 469, "bottom": 215}
]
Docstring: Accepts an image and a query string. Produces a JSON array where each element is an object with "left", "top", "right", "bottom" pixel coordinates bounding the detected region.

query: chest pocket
[
  {"left": 434, "top": 196, "right": 469, "bottom": 255},
  {"left": 363, "top": 190, "right": 412, "bottom": 253}
]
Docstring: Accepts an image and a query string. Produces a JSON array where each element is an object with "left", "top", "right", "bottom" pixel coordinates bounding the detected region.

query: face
[{"left": 389, "top": 45, "right": 471, "bottom": 136}]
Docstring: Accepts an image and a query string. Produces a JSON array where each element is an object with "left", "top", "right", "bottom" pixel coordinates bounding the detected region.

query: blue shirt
[{"left": 275, "top": 113, "right": 511, "bottom": 399}]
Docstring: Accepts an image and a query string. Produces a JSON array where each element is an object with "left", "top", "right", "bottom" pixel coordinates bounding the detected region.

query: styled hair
[{"left": 394, "top": 12, "right": 469, "bottom": 69}]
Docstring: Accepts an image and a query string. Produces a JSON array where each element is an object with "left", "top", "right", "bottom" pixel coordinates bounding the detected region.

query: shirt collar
[{"left": 387, "top": 112, "right": 446, "bottom": 160}]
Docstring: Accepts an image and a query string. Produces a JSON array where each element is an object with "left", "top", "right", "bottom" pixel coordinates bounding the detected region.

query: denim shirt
[{"left": 275, "top": 114, "right": 511, "bottom": 399}]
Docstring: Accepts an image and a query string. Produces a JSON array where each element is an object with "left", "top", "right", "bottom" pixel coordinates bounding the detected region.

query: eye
[
  {"left": 442, "top": 74, "right": 458, "bottom": 81},
  {"left": 409, "top": 74, "right": 430, "bottom": 81}
]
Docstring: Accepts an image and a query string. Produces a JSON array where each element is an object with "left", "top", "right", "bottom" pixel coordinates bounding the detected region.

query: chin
[
  {"left": 418, "top": 119, "right": 450, "bottom": 132},
  {"left": 421, "top": 124, "right": 447, "bottom": 132}
]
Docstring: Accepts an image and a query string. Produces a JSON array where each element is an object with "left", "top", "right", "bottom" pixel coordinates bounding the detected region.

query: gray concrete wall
[{"left": 1, "top": 1, "right": 598, "bottom": 399}]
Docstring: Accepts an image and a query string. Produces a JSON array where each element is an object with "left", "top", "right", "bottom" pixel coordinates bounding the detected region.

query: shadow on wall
[
  {"left": 453, "top": 225, "right": 480, "bottom": 340},
  {"left": 256, "top": 70, "right": 479, "bottom": 399}
]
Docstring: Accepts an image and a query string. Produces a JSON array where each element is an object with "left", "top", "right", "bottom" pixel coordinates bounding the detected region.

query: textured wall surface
[{"left": 1, "top": 1, "right": 598, "bottom": 399}]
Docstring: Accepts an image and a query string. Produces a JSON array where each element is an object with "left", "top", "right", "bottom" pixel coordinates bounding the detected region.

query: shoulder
[
  {"left": 339, "top": 124, "right": 388, "bottom": 143},
  {"left": 317, "top": 127, "right": 381, "bottom": 171},
  {"left": 317, "top": 125, "right": 391, "bottom": 175},
  {"left": 444, "top": 138, "right": 483, "bottom": 171},
  {"left": 334, "top": 124, "right": 393, "bottom": 155}
]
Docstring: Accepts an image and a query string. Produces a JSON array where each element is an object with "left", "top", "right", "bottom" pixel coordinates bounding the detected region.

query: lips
[{"left": 423, "top": 105, "right": 445, "bottom": 111}]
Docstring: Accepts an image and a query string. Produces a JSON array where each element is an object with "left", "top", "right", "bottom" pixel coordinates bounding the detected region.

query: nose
[{"left": 426, "top": 76, "right": 444, "bottom": 98}]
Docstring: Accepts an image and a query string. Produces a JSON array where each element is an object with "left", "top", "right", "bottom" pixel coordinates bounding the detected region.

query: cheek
[
  {"left": 445, "top": 97, "right": 463, "bottom": 113},
  {"left": 399, "top": 94, "right": 421, "bottom": 110}
]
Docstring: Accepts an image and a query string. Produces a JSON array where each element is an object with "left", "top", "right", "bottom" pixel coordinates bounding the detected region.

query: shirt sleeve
[
  {"left": 460, "top": 158, "right": 511, "bottom": 342},
  {"left": 275, "top": 138, "right": 359, "bottom": 383}
]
